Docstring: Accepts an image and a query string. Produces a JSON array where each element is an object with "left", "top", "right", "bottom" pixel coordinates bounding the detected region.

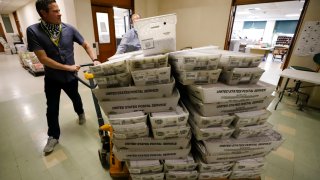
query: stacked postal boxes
[
  {"left": 168, "top": 47, "right": 284, "bottom": 179},
  {"left": 92, "top": 14, "right": 198, "bottom": 180}
]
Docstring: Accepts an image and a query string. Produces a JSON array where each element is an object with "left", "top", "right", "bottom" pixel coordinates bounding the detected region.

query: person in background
[
  {"left": 26, "top": 0, "right": 100, "bottom": 154},
  {"left": 116, "top": 13, "right": 141, "bottom": 54}
]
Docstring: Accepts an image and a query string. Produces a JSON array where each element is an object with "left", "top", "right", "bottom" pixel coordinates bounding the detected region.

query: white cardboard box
[
  {"left": 131, "top": 66, "right": 171, "bottom": 86},
  {"left": 189, "top": 95, "right": 274, "bottom": 116},
  {"left": 233, "top": 109, "right": 271, "bottom": 127},
  {"left": 219, "top": 51, "right": 263, "bottom": 70},
  {"left": 189, "top": 119, "right": 234, "bottom": 140},
  {"left": 113, "top": 145, "right": 191, "bottom": 161},
  {"left": 95, "top": 72, "right": 132, "bottom": 88},
  {"left": 202, "top": 130, "right": 283, "bottom": 155},
  {"left": 113, "top": 134, "right": 191, "bottom": 150},
  {"left": 185, "top": 101, "right": 235, "bottom": 128},
  {"left": 175, "top": 69, "right": 222, "bottom": 85},
  {"left": 93, "top": 78, "right": 175, "bottom": 101},
  {"left": 128, "top": 53, "right": 168, "bottom": 71},
  {"left": 134, "top": 14, "right": 177, "bottom": 56},
  {"left": 99, "top": 88, "right": 180, "bottom": 114},
  {"left": 130, "top": 172, "right": 164, "bottom": 180},
  {"left": 89, "top": 56, "right": 128, "bottom": 76},
  {"left": 107, "top": 112, "right": 147, "bottom": 125},
  {"left": 164, "top": 154, "right": 197, "bottom": 171},
  {"left": 152, "top": 124, "right": 190, "bottom": 139},
  {"left": 150, "top": 102, "right": 189, "bottom": 128},
  {"left": 165, "top": 170, "right": 198, "bottom": 180},
  {"left": 232, "top": 157, "right": 266, "bottom": 171},
  {"left": 198, "top": 171, "right": 232, "bottom": 180},
  {"left": 187, "top": 81, "right": 275, "bottom": 103},
  {"left": 219, "top": 67, "right": 265, "bottom": 85},
  {"left": 127, "top": 160, "right": 163, "bottom": 174},
  {"left": 229, "top": 170, "right": 262, "bottom": 179},
  {"left": 113, "top": 126, "right": 149, "bottom": 139},
  {"left": 169, "top": 52, "right": 221, "bottom": 71},
  {"left": 195, "top": 155, "right": 234, "bottom": 172},
  {"left": 232, "top": 123, "right": 273, "bottom": 139}
]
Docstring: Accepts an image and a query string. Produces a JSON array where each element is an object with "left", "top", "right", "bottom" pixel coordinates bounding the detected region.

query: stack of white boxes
[
  {"left": 18, "top": 52, "right": 44, "bottom": 74},
  {"left": 92, "top": 14, "right": 198, "bottom": 180},
  {"left": 173, "top": 48, "right": 284, "bottom": 179}
]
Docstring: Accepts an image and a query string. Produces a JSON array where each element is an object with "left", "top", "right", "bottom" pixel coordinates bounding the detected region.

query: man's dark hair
[{"left": 36, "top": 0, "right": 56, "bottom": 17}]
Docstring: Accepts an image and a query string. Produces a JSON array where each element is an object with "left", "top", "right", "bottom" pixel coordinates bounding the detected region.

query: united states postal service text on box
[
  {"left": 112, "top": 144, "right": 191, "bottom": 161},
  {"left": 187, "top": 81, "right": 275, "bottom": 103},
  {"left": 93, "top": 78, "right": 175, "bottom": 101},
  {"left": 99, "top": 88, "right": 180, "bottom": 114},
  {"left": 134, "top": 14, "right": 177, "bottom": 56},
  {"left": 112, "top": 134, "right": 191, "bottom": 150}
]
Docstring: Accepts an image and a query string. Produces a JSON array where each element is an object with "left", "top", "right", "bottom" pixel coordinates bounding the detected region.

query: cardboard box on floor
[
  {"left": 187, "top": 81, "right": 275, "bottom": 103},
  {"left": 198, "top": 171, "right": 231, "bottom": 180},
  {"left": 99, "top": 88, "right": 180, "bottom": 114}
]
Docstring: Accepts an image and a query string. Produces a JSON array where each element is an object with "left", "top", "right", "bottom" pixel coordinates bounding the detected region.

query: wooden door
[
  {"left": 91, "top": 6, "right": 116, "bottom": 62},
  {"left": 0, "top": 23, "right": 7, "bottom": 52}
]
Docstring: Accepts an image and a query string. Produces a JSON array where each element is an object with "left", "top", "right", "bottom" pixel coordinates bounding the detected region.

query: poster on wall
[{"left": 294, "top": 21, "right": 320, "bottom": 56}]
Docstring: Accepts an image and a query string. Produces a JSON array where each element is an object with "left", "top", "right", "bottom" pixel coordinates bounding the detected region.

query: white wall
[
  {"left": 156, "top": 0, "right": 232, "bottom": 50},
  {"left": 262, "top": 20, "right": 276, "bottom": 45}
]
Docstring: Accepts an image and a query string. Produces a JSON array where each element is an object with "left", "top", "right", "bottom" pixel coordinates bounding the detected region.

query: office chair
[
  {"left": 287, "top": 53, "right": 320, "bottom": 105},
  {"left": 272, "top": 46, "right": 288, "bottom": 61}
]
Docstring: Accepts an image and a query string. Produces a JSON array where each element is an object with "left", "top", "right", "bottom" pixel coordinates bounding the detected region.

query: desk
[
  {"left": 246, "top": 46, "right": 271, "bottom": 61},
  {"left": 274, "top": 69, "right": 320, "bottom": 110}
]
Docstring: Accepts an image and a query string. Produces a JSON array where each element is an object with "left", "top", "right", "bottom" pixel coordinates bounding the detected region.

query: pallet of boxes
[
  {"left": 92, "top": 14, "right": 199, "bottom": 180},
  {"left": 168, "top": 47, "right": 284, "bottom": 180},
  {"left": 18, "top": 51, "right": 44, "bottom": 76}
]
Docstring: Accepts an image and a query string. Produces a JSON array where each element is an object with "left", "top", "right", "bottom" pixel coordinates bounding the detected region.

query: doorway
[
  {"left": 225, "top": 0, "right": 309, "bottom": 86},
  {"left": 91, "top": 0, "right": 134, "bottom": 62}
]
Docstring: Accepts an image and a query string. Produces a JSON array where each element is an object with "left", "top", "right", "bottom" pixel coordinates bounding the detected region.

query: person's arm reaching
[
  {"left": 82, "top": 41, "right": 101, "bottom": 65},
  {"left": 34, "top": 50, "right": 80, "bottom": 72}
]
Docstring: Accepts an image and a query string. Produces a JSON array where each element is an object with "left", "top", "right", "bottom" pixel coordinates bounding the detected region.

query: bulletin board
[{"left": 294, "top": 21, "right": 320, "bottom": 56}]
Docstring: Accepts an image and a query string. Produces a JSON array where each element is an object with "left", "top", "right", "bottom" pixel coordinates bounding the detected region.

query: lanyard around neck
[{"left": 41, "top": 22, "right": 62, "bottom": 47}]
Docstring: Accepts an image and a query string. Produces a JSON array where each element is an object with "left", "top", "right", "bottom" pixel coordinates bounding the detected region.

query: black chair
[{"left": 287, "top": 53, "right": 320, "bottom": 106}]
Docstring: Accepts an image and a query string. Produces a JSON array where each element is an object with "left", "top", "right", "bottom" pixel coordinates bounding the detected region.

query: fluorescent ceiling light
[
  {"left": 248, "top": 7, "right": 261, "bottom": 11},
  {"left": 285, "top": 14, "right": 300, "bottom": 17},
  {"left": 237, "top": 11, "right": 251, "bottom": 15}
]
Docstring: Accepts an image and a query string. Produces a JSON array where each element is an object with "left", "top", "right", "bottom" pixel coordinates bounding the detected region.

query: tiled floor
[{"left": 0, "top": 53, "right": 319, "bottom": 180}]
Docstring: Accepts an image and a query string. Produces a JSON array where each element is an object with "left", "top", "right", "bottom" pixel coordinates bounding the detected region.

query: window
[
  {"left": 1, "top": 14, "right": 14, "bottom": 33},
  {"left": 274, "top": 20, "right": 298, "bottom": 34},
  {"left": 243, "top": 21, "right": 267, "bottom": 29}
]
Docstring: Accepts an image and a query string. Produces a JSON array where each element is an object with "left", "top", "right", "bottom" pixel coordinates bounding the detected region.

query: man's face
[{"left": 41, "top": 2, "right": 61, "bottom": 24}]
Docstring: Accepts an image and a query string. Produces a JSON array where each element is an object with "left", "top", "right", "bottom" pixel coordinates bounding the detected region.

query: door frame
[{"left": 224, "top": 0, "right": 310, "bottom": 71}]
